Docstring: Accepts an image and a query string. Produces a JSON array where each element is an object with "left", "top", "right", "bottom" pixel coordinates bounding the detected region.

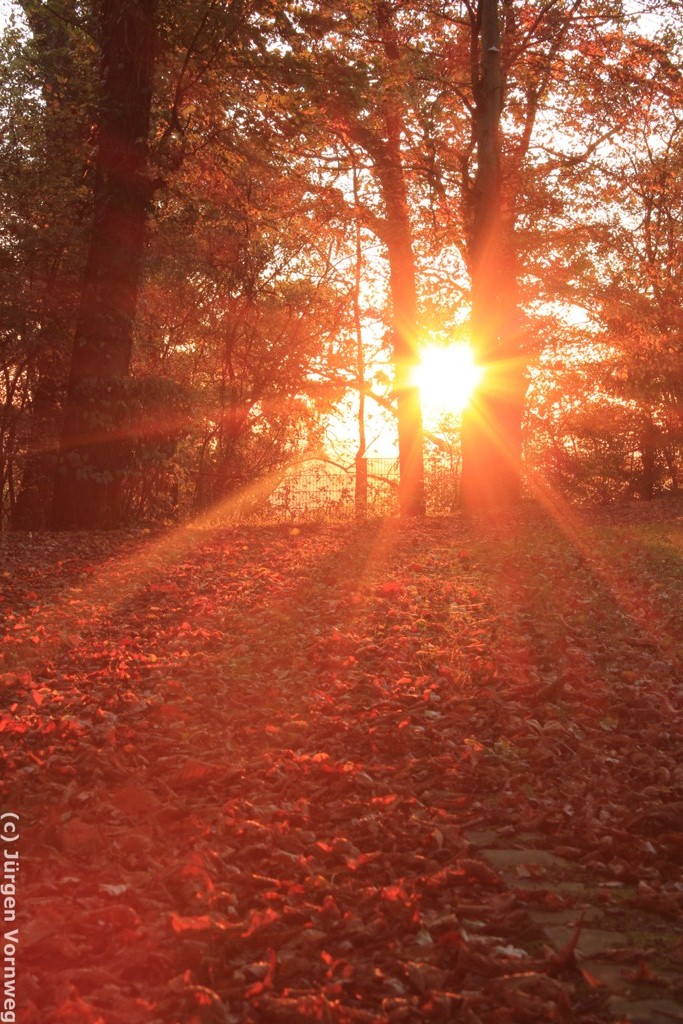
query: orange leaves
[
  {"left": 369, "top": 793, "right": 400, "bottom": 807},
  {"left": 244, "top": 948, "right": 278, "bottom": 997},
  {"left": 378, "top": 580, "right": 404, "bottom": 598},
  {"left": 343, "top": 851, "right": 383, "bottom": 872},
  {"left": 241, "top": 907, "right": 281, "bottom": 938},
  {"left": 169, "top": 912, "right": 228, "bottom": 935},
  {"left": 380, "top": 882, "right": 410, "bottom": 903}
]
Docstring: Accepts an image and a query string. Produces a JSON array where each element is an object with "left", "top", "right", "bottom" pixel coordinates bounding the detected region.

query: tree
[
  {"left": 456, "top": 0, "right": 590, "bottom": 510},
  {"left": 459, "top": 0, "right": 525, "bottom": 510},
  {"left": 52, "top": 0, "right": 158, "bottom": 528},
  {"left": 448, "top": 0, "right": 675, "bottom": 510},
  {"left": 523, "top": 19, "right": 683, "bottom": 500},
  {"left": 582, "top": 127, "right": 683, "bottom": 497},
  {"left": 1, "top": 2, "right": 97, "bottom": 528},
  {"left": 134, "top": 115, "right": 355, "bottom": 516},
  {"left": 254, "top": 0, "right": 427, "bottom": 515}
]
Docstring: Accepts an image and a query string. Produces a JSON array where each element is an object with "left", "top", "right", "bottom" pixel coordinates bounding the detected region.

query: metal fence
[{"left": 264, "top": 457, "right": 459, "bottom": 521}]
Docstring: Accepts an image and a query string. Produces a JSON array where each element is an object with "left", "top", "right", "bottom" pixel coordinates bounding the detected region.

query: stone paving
[{"left": 467, "top": 831, "right": 683, "bottom": 1023}]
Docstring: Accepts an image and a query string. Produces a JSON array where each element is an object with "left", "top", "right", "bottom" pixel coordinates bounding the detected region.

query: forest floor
[{"left": 2, "top": 497, "right": 683, "bottom": 1024}]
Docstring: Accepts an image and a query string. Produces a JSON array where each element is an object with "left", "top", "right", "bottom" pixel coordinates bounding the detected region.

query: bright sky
[
  {"left": 0, "top": 1, "right": 15, "bottom": 30},
  {"left": 323, "top": 340, "right": 484, "bottom": 464}
]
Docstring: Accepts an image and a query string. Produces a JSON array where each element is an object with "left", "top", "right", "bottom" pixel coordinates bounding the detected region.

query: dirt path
[{"left": 2, "top": 505, "right": 682, "bottom": 1022}]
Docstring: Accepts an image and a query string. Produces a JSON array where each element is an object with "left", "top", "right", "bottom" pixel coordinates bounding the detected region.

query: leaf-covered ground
[{"left": 2, "top": 501, "right": 683, "bottom": 1024}]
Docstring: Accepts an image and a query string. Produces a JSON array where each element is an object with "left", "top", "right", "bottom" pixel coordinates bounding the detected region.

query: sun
[{"left": 412, "top": 343, "right": 483, "bottom": 418}]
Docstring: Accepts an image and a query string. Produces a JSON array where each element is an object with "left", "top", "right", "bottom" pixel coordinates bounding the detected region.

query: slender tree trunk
[
  {"left": 352, "top": 160, "right": 368, "bottom": 519},
  {"left": 386, "top": 213, "right": 425, "bottom": 518},
  {"left": 52, "top": 0, "right": 157, "bottom": 529},
  {"left": 461, "top": 0, "right": 525, "bottom": 512}
]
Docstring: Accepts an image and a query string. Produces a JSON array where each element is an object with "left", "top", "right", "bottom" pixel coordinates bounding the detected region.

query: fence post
[{"left": 355, "top": 454, "right": 368, "bottom": 519}]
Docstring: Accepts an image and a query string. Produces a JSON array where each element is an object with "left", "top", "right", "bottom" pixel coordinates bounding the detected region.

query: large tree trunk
[
  {"left": 375, "top": 1, "right": 425, "bottom": 518},
  {"left": 461, "top": 0, "right": 525, "bottom": 512},
  {"left": 383, "top": 173, "right": 425, "bottom": 518},
  {"left": 52, "top": 0, "right": 157, "bottom": 529}
]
